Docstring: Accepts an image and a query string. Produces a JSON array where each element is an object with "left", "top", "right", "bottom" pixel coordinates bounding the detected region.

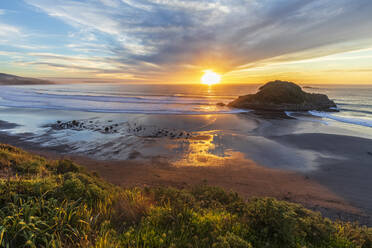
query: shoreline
[
  {"left": 1, "top": 124, "right": 371, "bottom": 225},
  {"left": 2, "top": 141, "right": 369, "bottom": 247}
]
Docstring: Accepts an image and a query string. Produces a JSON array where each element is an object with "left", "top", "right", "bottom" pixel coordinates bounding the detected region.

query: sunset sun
[{"left": 201, "top": 70, "right": 221, "bottom": 85}]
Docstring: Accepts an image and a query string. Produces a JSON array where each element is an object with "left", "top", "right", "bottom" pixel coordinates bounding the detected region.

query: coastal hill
[
  {"left": 228, "top": 80, "right": 337, "bottom": 111},
  {"left": 0, "top": 72, "right": 52, "bottom": 85}
]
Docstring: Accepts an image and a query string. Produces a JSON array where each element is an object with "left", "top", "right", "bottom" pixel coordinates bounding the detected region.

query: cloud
[
  {"left": 325, "top": 68, "right": 372, "bottom": 73},
  {"left": 22, "top": 52, "right": 121, "bottom": 73},
  {"left": 0, "top": 24, "right": 22, "bottom": 38},
  {"left": 22, "top": 0, "right": 372, "bottom": 81}
]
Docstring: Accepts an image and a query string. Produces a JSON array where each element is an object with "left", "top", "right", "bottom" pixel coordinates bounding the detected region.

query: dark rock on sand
[
  {"left": 51, "top": 119, "right": 120, "bottom": 134},
  {"left": 216, "top": 102, "right": 225, "bottom": 107},
  {"left": 228, "top": 80, "right": 337, "bottom": 111},
  {"left": 50, "top": 119, "right": 193, "bottom": 140}
]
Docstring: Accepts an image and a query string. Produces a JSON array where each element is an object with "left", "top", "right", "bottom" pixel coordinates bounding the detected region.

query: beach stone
[{"left": 228, "top": 80, "right": 337, "bottom": 111}]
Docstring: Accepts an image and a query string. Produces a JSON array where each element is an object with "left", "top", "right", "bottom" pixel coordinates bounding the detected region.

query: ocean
[
  {"left": 0, "top": 83, "right": 371, "bottom": 128},
  {"left": 0, "top": 83, "right": 371, "bottom": 169}
]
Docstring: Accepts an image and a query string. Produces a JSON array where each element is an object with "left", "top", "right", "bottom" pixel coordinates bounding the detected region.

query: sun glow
[{"left": 201, "top": 70, "right": 221, "bottom": 85}]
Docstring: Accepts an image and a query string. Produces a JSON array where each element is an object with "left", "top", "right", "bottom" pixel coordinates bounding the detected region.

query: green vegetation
[{"left": 0, "top": 144, "right": 371, "bottom": 248}]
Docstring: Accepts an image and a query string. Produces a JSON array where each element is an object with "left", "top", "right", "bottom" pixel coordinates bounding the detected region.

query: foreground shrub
[
  {"left": 56, "top": 159, "right": 81, "bottom": 174},
  {"left": 0, "top": 144, "right": 48, "bottom": 175},
  {"left": 0, "top": 197, "right": 93, "bottom": 247},
  {"left": 112, "top": 189, "right": 152, "bottom": 227},
  {"left": 0, "top": 144, "right": 371, "bottom": 248},
  {"left": 244, "top": 198, "right": 339, "bottom": 247}
]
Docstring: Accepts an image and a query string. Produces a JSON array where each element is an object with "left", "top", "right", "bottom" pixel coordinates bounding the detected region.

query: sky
[{"left": 0, "top": 0, "right": 372, "bottom": 84}]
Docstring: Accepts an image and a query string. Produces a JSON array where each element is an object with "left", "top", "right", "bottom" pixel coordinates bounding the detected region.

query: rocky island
[{"left": 228, "top": 80, "right": 337, "bottom": 111}]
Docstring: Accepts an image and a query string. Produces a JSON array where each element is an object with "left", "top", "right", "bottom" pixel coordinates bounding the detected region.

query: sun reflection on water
[{"left": 169, "top": 131, "right": 246, "bottom": 167}]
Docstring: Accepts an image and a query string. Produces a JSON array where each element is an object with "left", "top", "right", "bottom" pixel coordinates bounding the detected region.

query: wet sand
[
  {"left": 73, "top": 156, "right": 367, "bottom": 223},
  {"left": 272, "top": 133, "right": 372, "bottom": 217},
  {"left": 1, "top": 117, "right": 372, "bottom": 225}
]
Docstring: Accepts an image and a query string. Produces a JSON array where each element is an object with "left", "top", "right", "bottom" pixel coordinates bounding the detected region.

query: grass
[{"left": 0, "top": 143, "right": 371, "bottom": 247}]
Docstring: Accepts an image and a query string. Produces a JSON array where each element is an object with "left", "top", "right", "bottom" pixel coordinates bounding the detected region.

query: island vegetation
[{"left": 0, "top": 144, "right": 371, "bottom": 248}]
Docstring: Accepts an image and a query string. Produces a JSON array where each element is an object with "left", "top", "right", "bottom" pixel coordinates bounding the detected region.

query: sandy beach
[
  {"left": 1, "top": 112, "right": 372, "bottom": 225},
  {"left": 273, "top": 133, "right": 372, "bottom": 215}
]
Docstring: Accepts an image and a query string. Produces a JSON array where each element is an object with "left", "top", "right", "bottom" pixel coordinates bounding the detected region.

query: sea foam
[{"left": 308, "top": 111, "right": 372, "bottom": 128}]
